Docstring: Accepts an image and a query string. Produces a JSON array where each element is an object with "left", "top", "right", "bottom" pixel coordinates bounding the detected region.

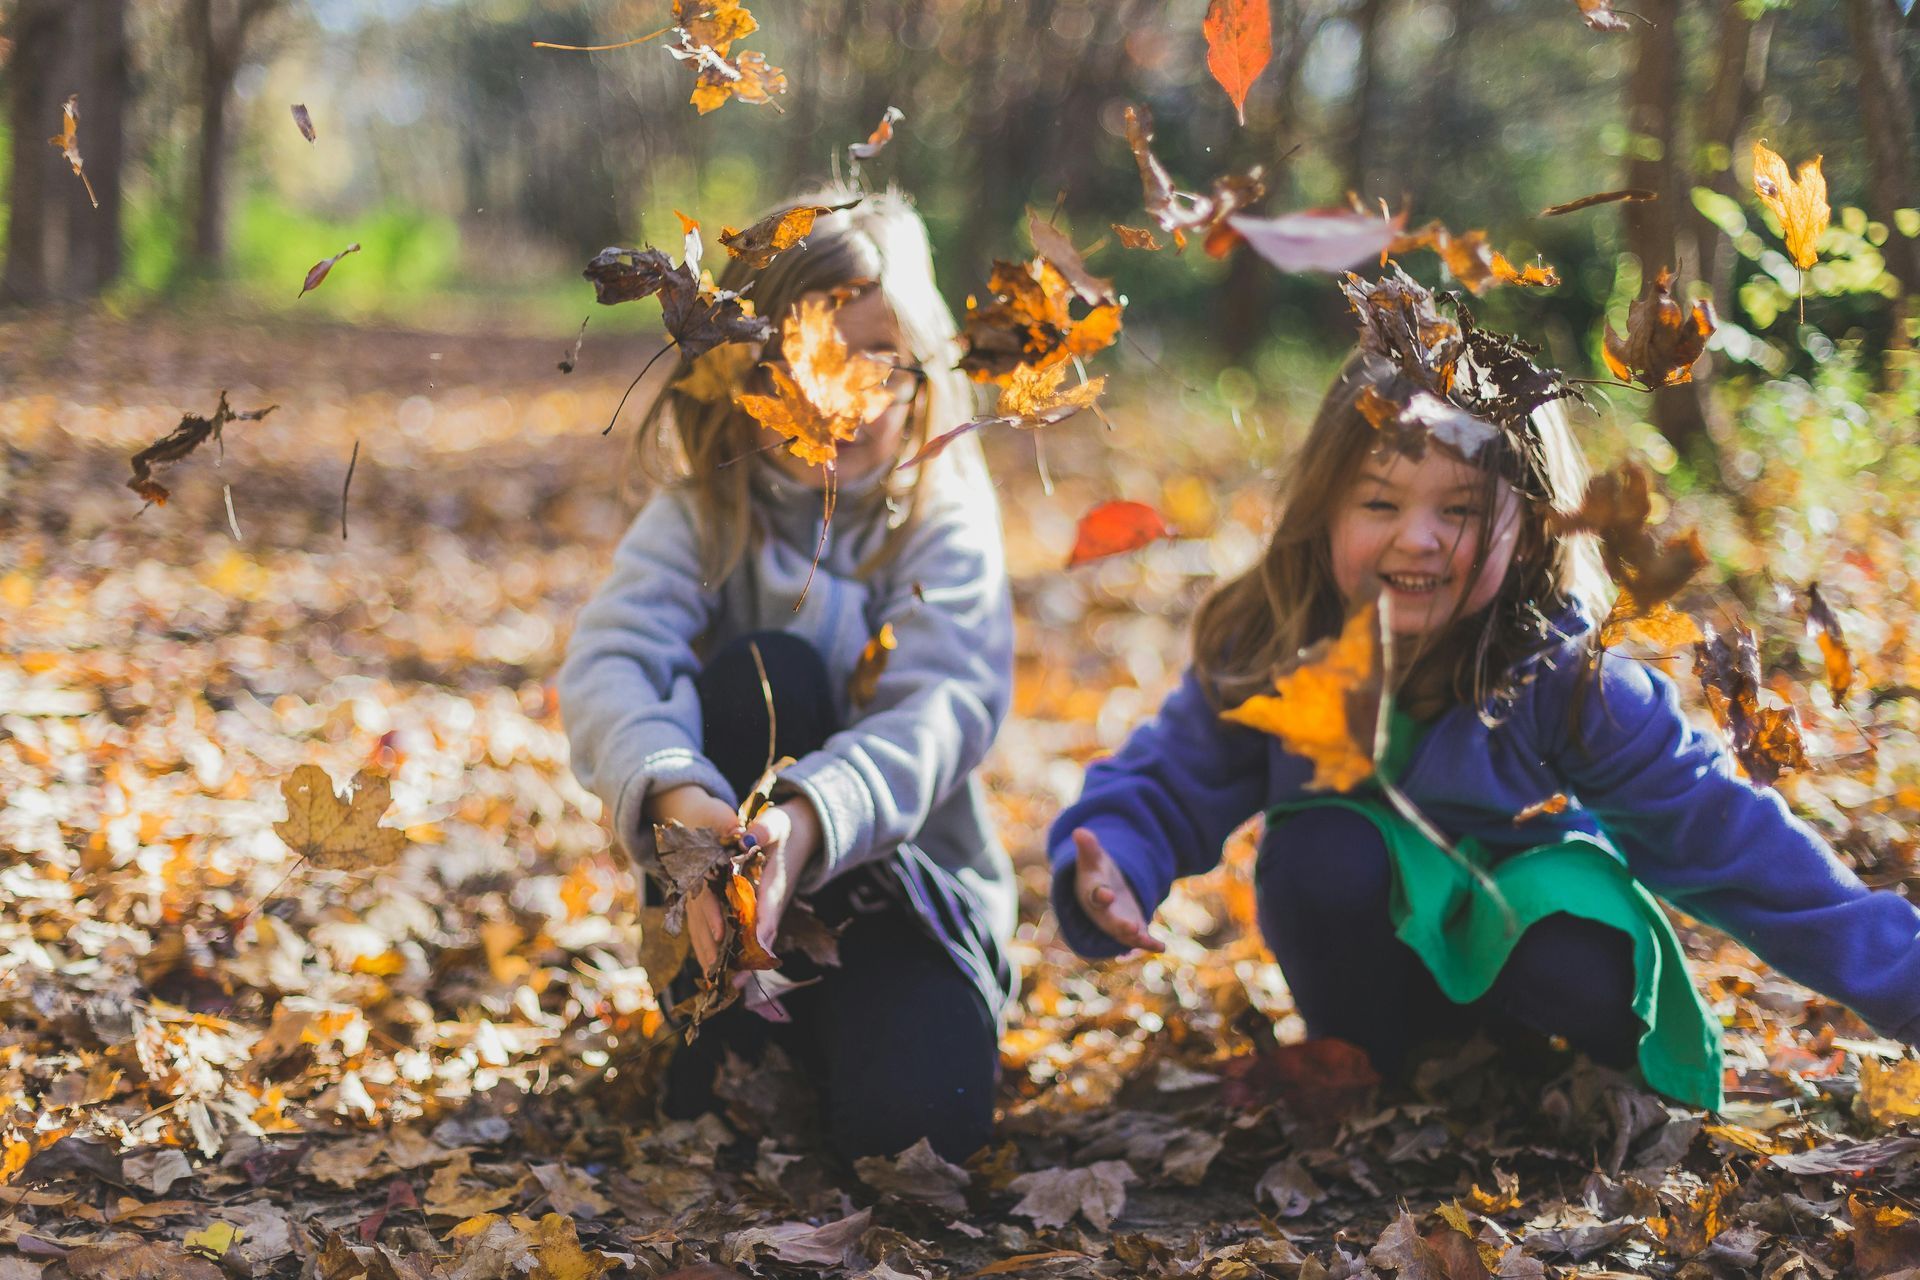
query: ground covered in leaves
[{"left": 10, "top": 311, "right": 1920, "bottom": 1279}]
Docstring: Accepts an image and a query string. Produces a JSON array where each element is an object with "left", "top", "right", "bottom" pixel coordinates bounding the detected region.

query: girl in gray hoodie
[{"left": 560, "top": 191, "right": 1014, "bottom": 1161}]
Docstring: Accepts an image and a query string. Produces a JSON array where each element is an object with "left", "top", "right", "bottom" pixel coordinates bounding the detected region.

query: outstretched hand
[{"left": 1072, "top": 827, "right": 1165, "bottom": 953}]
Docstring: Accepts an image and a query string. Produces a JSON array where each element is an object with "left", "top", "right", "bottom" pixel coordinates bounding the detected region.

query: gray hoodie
[{"left": 559, "top": 437, "right": 1017, "bottom": 1008}]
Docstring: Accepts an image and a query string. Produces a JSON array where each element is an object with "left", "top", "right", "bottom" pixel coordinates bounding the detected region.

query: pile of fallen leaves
[{"left": 7, "top": 311, "right": 1920, "bottom": 1280}]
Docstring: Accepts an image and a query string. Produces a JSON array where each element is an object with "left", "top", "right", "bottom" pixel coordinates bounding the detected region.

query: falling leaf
[
  {"left": 299, "top": 243, "right": 362, "bottom": 298},
  {"left": 905, "top": 362, "right": 1106, "bottom": 468},
  {"left": 674, "top": 0, "right": 758, "bottom": 50},
  {"left": 291, "top": 104, "right": 316, "bottom": 143},
  {"left": 583, "top": 245, "right": 771, "bottom": 361},
  {"left": 1391, "top": 221, "right": 1560, "bottom": 293},
  {"left": 849, "top": 623, "right": 897, "bottom": 708},
  {"left": 1222, "top": 599, "right": 1383, "bottom": 792},
  {"left": 959, "top": 257, "right": 1124, "bottom": 381},
  {"left": 1123, "top": 105, "right": 1267, "bottom": 256},
  {"left": 1512, "top": 794, "right": 1570, "bottom": 825},
  {"left": 1602, "top": 268, "right": 1716, "bottom": 388},
  {"left": 1203, "top": 0, "right": 1272, "bottom": 124},
  {"left": 672, "top": 343, "right": 759, "bottom": 402},
  {"left": 126, "top": 391, "right": 278, "bottom": 506},
  {"left": 48, "top": 94, "right": 98, "bottom": 209},
  {"left": 849, "top": 106, "right": 904, "bottom": 162},
  {"left": 1230, "top": 206, "right": 1409, "bottom": 274},
  {"left": 1752, "top": 141, "right": 1830, "bottom": 270},
  {"left": 1693, "top": 623, "right": 1809, "bottom": 788},
  {"left": 274, "top": 763, "right": 408, "bottom": 871},
  {"left": 675, "top": 209, "right": 704, "bottom": 279},
  {"left": 557, "top": 317, "right": 589, "bottom": 374},
  {"left": 1573, "top": 0, "right": 1631, "bottom": 30},
  {"left": 1112, "top": 224, "right": 1162, "bottom": 251},
  {"left": 733, "top": 298, "right": 895, "bottom": 467},
  {"left": 1540, "top": 187, "right": 1655, "bottom": 216},
  {"left": 1551, "top": 463, "right": 1708, "bottom": 613},
  {"left": 1806, "top": 582, "right": 1854, "bottom": 705},
  {"left": 1006, "top": 1161, "right": 1134, "bottom": 1231},
  {"left": 719, "top": 203, "right": 848, "bottom": 270},
  {"left": 1067, "top": 500, "right": 1173, "bottom": 568},
  {"left": 671, "top": 39, "right": 787, "bottom": 115},
  {"left": 1028, "top": 214, "right": 1116, "bottom": 305}
]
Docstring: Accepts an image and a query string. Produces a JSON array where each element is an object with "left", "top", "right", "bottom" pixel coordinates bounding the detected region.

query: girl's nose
[{"left": 1392, "top": 512, "right": 1445, "bottom": 553}]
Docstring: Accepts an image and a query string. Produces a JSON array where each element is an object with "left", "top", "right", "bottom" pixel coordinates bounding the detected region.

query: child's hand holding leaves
[
  {"left": 740, "top": 798, "right": 822, "bottom": 956},
  {"left": 647, "top": 783, "right": 741, "bottom": 971},
  {"left": 1072, "top": 828, "right": 1165, "bottom": 954}
]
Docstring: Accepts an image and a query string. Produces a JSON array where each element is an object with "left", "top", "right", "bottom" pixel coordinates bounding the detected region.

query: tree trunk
[
  {"left": 1687, "top": 1, "right": 1771, "bottom": 317},
  {"left": 3, "top": 1, "right": 58, "bottom": 304},
  {"left": 1845, "top": 0, "right": 1920, "bottom": 310},
  {"left": 1621, "top": 0, "right": 1719, "bottom": 481},
  {"left": 185, "top": 0, "right": 278, "bottom": 274},
  {"left": 1343, "top": 0, "right": 1390, "bottom": 200},
  {"left": 63, "top": 0, "right": 128, "bottom": 296}
]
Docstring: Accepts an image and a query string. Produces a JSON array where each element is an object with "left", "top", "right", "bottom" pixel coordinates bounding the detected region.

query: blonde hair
[
  {"left": 1192, "top": 349, "right": 1610, "bottom": 721},
  {"left": 626, "top": 186, "right": 974, "bottom": 583}
]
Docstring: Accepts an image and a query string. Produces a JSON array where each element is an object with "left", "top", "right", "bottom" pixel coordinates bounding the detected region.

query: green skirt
[{"left": 1266, "top": 720, "right": 1723, "bottom": 1111}]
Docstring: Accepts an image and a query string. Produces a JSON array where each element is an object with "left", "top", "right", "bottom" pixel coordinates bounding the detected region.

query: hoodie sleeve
[
  {"left": 1046, "top": 671, "right": 1279, "bottom": 958},
  {"left": 775, "top": 475, "right": 1014, "bottom": 891},
  {"left": 557, "top": 492, "right": 732, "bottom": 859},
  {"left": 1544, "top": 653, "right": 1920, "bottom": 1044}
]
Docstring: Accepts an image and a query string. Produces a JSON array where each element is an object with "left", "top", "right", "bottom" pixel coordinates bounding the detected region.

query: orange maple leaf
[
  {"left": 959, "top": 258, "right": 1123, "bottom": 383},
  {"left": 1221, "top": 600, "right": 1383, "bottom": 792},
  {"left": 733, "top": 298, "right": 894, "bottom": 467},
  {"left": 1752, "top": 140, "right": 1829, "bottom": 271},
  {"left": 1602, "top": 268, "right": 1715, "bottom": 389}
]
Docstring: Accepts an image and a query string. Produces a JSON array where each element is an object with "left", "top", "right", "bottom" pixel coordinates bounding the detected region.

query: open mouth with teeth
[{"left": 1379, "top": 571, "right": 1451, "bottom": 595}]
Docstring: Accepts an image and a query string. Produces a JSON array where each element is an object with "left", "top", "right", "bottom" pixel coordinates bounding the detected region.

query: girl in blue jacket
[{"left": 1051, "top": 289, "right": 1920, "bottom": 1110}]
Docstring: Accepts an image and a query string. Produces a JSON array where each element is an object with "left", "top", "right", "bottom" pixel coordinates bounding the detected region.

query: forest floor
[{"left": 6, "top": 310, "right": 1920, "bottom": 1279}]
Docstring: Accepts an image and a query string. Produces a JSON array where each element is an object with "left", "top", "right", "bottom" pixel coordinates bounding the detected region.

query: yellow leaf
[
  {"left": 734, "top": 298, "right": 894, "bottom": 467},
  {"left": 273, "top": 764, "right": 408, "bottom": 871},
  {"left": 531, "top": 1212, "right": 618, "bottom": 1280},
  {"left": 1221, "top": 600, "right": 1381, "bottom": 792},
  {"left": 1753, "top": 140, "right": 1830, "bottom": 270},
  {"left": 849, "top": 622, "right": 898, "bottom": 708},
  {"left": 1860, "top": 1056, "right": 1920, "bottom": 1127},
  {"left": 672, "top": 343, "right": 758, "bottom": 403},
  {"left": 186, "top": 1222, "right": 242, "bottom": 1257}
]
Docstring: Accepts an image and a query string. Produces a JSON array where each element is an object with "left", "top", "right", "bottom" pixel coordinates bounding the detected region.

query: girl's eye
[
  {"left": 1446, "top": 505, "right": 1485, "bottom": 519},
  {"left": 1362, "top": 499, "right": 1397, "bottom": 513}
]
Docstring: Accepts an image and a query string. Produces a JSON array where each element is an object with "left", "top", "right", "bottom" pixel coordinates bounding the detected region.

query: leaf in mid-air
[
  {"left": 849, "top": 106, "right": 904, "bottom": 162},
  {"left": 1573, "top": 0, "right": 1631, "bottom": 30},
  {"left": 1551, "top": 462, "right": 1707, "bottom": 615},
  {"left": 720, "top": 203, "right": 850, "bottom": 270},
  {"left": 902, "top": 360, "right": 1105, "bottom": 468},
  {"left": 48, "top": 94, "right": 99, "bottom": 208},
  {"left": 1066, "top": 500, "right": 1173, "bottom": 568},
  {"left": 300, "top": 243, "right": 362, "bottom": 298},
  {"left": 1230, "top": 206, "right": 1408, "bottom": 275},
  {"left": 1202, "top": 0, "right": 1272, "bottom": 125},
  {"left": 1539, "top": 187, "right": 1654, "bottom": 217},
  {"left": 291, "top": 103, "right": 317, "bottom": 143},
  {"left": 1222, "top": 600, "right": 1384, "bottom": 793},
  {"left": 1752, "top": 140, "right": 1830, "bottom": 270},
  {"left": 1123, "top": 105, "right": 1267, "bottom": 256},
  {"left": 274, "top": 764, "right": 409, "bottom": 871},
  {"left": 1693, "top": 624, "right": 1809, "bottom": 788},
  {"left": 960, "top": 258, "right": 1123, "bottom": 382},
  {"left": 1601, "top": 268, "right": 1715, "bottom": 388},
  {"left": 733, "top": 298, "right": 895, "bottom": 467},
  {"left": 127, "top": 391, "right": 278, "bottom": 505},
  {"left": 1806, "top": 581, "right": 1854, "bottom": 705}
]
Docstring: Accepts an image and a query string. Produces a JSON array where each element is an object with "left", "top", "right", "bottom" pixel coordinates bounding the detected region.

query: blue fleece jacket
[{"left": 1048, "top": 618, "right": 1920, "bottom": 1046}]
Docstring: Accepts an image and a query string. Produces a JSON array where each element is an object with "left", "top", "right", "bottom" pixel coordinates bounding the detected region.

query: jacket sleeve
[
  {"left": 1544, "top": 653, "right": 1920, "bottom": 1043},
  {"left": 776, "top": 478, "right": 1014, "bottom": 891},
  {"left": 558, "top": 493, "right": 731, "bottom": 860},
  {"left": 1046, "top": 671, "right": 1278, "bottom": 958}
]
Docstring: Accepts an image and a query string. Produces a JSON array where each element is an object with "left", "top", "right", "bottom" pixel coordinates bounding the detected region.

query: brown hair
[
  {"left": 1191, "top": 348, "right": 1609, "bottom": 721},
  {"left": 625, "top": 186, "right": 974, "bottom": 584}
]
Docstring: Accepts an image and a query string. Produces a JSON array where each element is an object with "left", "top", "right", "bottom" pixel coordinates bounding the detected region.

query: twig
[
  {"left": 223, "top": 484, "right": 242, "bottom": 541},
  {"left": 531, "top": 24, "right": 672, "bottom": 51},
  {"left": 604, "top": 340, "right": 680, "bottom": 435},
  {"left": 747, "top": 638, "right": 777, "bottom": 780},
  {"left": 340, "top": 439, "right": 359, "bottom": 540}
]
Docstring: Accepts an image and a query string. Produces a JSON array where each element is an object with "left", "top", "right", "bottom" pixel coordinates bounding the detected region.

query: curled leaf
[
  {"left": 1602, "top": 268, "right": 1715, "bottom": 389},
  {"left": 849, "top": 623, "right": 898, "bottom": 708},
  {"left": 1112, "top": 224, "right": 1162, "bottom": 251},
  {"left": 1540, "top": 188, "right": 1655, "bottom": 217},
  {"left": 720, "top": 203, "right": 849, "bottom": 270},
  {"left": 1551, "top": 462, "right": 1707, "bottom": 614},
  {"left": 291, "top": 103, "right": 317, "bottom": 143},
  {"left": 300, "top": 242, "right": 362, "bottom": 298},
  {"left": 127, "top": 391, "right": 278, "bottom": 505},
  {"left": 1693, "top": 624, "right": 1809, "bottom": 788},
  {"left": 1123, "top": 104, "right": 1266, "bottom": 256},
  {"left": 1067, "top": 500, "right": 1172, "bottom": 568},
  {"left": 849, "top": 106, "right": 904, "bottom": 162},
  {"left": 1230, "top": 206, "right": 1408, "bottom": 275},
  {"left": 1806, "top": 581, "right": 1854, "bottom": 705},
  {"left": 48, "top": 94, "right": 98, "bottom": 209}
]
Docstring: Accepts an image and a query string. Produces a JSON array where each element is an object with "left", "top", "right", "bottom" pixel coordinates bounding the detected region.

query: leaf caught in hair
[
  {"left": 1113, "top": 224, "right": 1162, "bottom": 251},
  {"left": 1693, "top": 624, "right": 1809, "bottom": 788},
  {"left": 274, "top": 764, "right": 409, "bottom": 871},
  {"left": 1551, "top": 463, "right": 1707, "bottom": 614},
  {"left": 291, "top": 103, "right": 317, "bottom": 143},
  {"left": 1752, "top": 141, "right": 1829, "bottom": 271},
  {"left": 1602, "top": 269, "right": 1715, "bottom": 388},
  {"left": 1222, "top": 600, "right": 1383, "bottom": 792},
  {"left": 48, "top": 94, "right": 99, "bottom": 209},
  {"left": 1123, "top": 105, "right": 1267, "bottom": 256},
  {"left": 719, "top": 203, "right": 848, "bottom": 270},
  {"left": 1573, "top": 0, "right": 1631, "bottom": 30},
  {"left": 1512, "top": 793, "right": 1570, "bottom": 825},
  {"left": 849, "top": 106, "right": 904, "bottom": 162},
  {"left": 902, "top": 361, "right": 1105, "bottom": 468},
  {"left": 1540, "top": 187, "right": 1654, "bottom": 217},
  {"left": 1806, "top": 582, "right": 1854, "bottom": 705},
  {"left": 1390, "top": 221, "right": 1559, "bottom": 293},
  {"left": 1203, "top": 0, "right": 1272, "bottom": 125},
  {"left": 1230, "top": 206, "right": 1408, "bottom": 275},
  {"left": 849, "top": 623, "right": 898, "bottom": 708},
  {"left": 1067, "top": 500, "right": 1173, "bottom": 568},
  {"left": 960, "top": 258, "right": 1124, "bottom": 381},
  {"left": 672, "top": 342, "right": 759, "bottom": 402},
  {"left": 127, "top": 390, "right": 278, "bottom": 505},
  {"left": 1028, "top": 215, "right": 1117, "bottom": 305},
  {"left": 734, "top": 298, "right": 895, "bottom": 467},
  {"left": 300, "top": 242, "right": 362, "bottom": 298}
]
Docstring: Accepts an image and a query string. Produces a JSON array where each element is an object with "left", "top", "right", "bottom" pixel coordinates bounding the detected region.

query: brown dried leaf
[
  {"left": 849, "top": 622, "right": 898, "bottom": 708},
  {"left": 126, "top": 391, "right": 278, "bottom": 505},
  {"left": 1028, "top": 214, "right": 1116, "bottom": 305},
  {"left": 1123, "top": 104, "right": 1266, "bottom": 256},
  {"left": 299, "top": 242, "right": 361, "bottom": 298},
  {"left": 1603, "top": 269, "right": 1715, "bottom": 388},
  {"left": 291, "top": 103, "right": 317, "bottom": 143},
  {"left": 1540, "top": 187, "right": 1655, "bottom": 216},
  {"left": 48, "top": 94, "right": 99, "bottom": 209},
  {"left": 1112, "top": 223, "right": 1162, "bottom": 250},
  {"left": 274, "top": 763, "right": 408, "bottom": 871},
  {"left": 720, "top": 203, "right": 851, "bottom": 270},
  {"left": 1006, "top": 1160, "right": 1134, "bottom": 1231}
]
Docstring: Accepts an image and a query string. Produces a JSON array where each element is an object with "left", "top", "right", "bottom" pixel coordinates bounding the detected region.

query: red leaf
[
  {"left": 1067, "top": 500, "right": 1172, "bottom": 568},
  {"left": 300, "top": 242, "right": 361, "bottom": 298},
  {"left": 1203, "top": 0, "right": 1272, "bottom": 125}
]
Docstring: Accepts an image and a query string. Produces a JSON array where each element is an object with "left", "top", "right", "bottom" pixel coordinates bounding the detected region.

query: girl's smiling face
[
  {"left": 761, "top": 288, "right": 922, "bottom": 490},
  {"left": 1329, "top": 447, "right": 1522, "bottom": 636}
]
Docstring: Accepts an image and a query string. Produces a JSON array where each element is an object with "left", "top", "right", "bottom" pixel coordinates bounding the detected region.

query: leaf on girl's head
[
  {"left": 1752, "top": 141, "right": 1830, "bottom": 270},
  {"left": 959, "top": 258, "right": 1123, "bottom": 382},
  {"left": 1389, "top": 221, "right": 1560, "bottom": 293},
  {"left": 733, "top": 298, "right": 895, "bottom": 467},
  {"left": 672, "top": 342, "right": 759, "bottom": 402},
  {"left": 1067, "top": 500, "right": 1172, "bottom": 568},
  {"left": 1551, "top": 463, "right": 1706, "bottom": 613},
  {"left": 1202, "top": 0, "right": 1272, "bottom": 125},
  {"left": 1112, "top": 223, "right": 1162, "bottom": 251},
  {"left": 849, "top": 106, "right": 904, "bottom": 162},
  {"left": 1693, "top": 624, "right": 1809, "bottom": 788},
  {"left": 726, "top": 874, "right": 780, "bottom": 971},
  {"left": 848, "top": 622, "right": 897, "bottom": 708},
  {"left": 1355, "top": 384, "right": 1499, "bottom": 463},
  {"left": 1573, "top": 0, "right": 1632, "bottom": 30},
  {"left": 1603, "top": 268, "right": 1715, "bottom": 388},
  {"left": 902, "top": 362, "right": 1105, "bottom": 468},
  {"left": 1122, "top": 105, "right": 1267, "bottom": 256},
  {"left": 299, "top": 243, "right": 362, "bottom": 298},
  {"left": 1512, "top": 793, "right": 1570, "bottom": 825},
  {"left": 719, "top": 204, "right": 842, "bottom": 270},
  {"left": 127, "top": 391, "right": 278, "bottom": 505},
  {"left": 1540, "top": 187, "right": 1655, "bottom": 217},
  {"left": 291, "top": 103, "right": 317, "bottom": 143},
  {"left": 1340, "top": 268, "right": 1465, "bottom": 397},
  {"left": 274, "top": 764, "right": 408, "bottom": 871},
  {"left": 1222, "top": 599, "right": 1383, "bottom": 792},
  {"left": 1230, "top": 206, "right": 1408, "bottom": 275},
  {"left": 48, "top": 94, "right": 99, "bottom": 209},
  {"left": 1027, "top": 215, "right": 1117, "bottom": 305},
  {"left": 1807, "top": 581, "right": 1854, "bottom": 705}
]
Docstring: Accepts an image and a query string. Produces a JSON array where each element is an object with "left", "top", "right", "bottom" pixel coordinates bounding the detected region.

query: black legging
[{"left": 660, "top": 631, "right": 999, "bottom": 1163}]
